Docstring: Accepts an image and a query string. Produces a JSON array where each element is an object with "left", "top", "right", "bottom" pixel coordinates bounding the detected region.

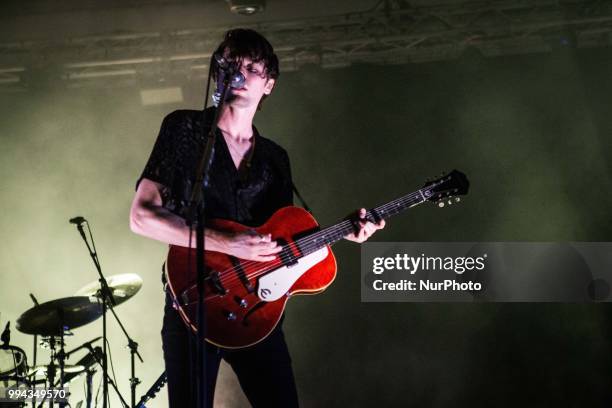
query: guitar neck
[{"left": 296, "top": 188, "right": 428, "bottom": 256}]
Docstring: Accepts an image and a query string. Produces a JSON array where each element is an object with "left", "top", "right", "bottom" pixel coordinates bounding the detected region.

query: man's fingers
[
  {"left": 253, "top": 240, "right": 282, "bottom": 254},
  {"left": 256, "top": 244, "right": 282, "bottom": 260},
  {"left": 256, "top": 254, "right": 277, "bottom": 262},
  {"left": 343, "top": 208, "right": 386, "bottom": 243},
  {"left": 263, "top": 245, "right": 283, "bottom": 254},
  {"left": 246, "top": 233, "right": 272, "bottom": 243}
]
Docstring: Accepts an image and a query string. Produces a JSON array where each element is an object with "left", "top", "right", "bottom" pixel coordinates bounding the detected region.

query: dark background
[{"left": 2, "top": 29, "right": 612, "bottom": 408}]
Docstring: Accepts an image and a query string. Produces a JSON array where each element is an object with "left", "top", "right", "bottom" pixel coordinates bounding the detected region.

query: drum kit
[{"left": 0, "top": 273, "right": 143, "bottom": 408}]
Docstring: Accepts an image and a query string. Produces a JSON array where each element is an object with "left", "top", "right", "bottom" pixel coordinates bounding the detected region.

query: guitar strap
[{"left": 292, "top": 182, "right": 314, "bottom": 216}]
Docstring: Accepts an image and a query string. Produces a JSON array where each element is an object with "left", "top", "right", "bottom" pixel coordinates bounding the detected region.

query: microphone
[
  {"left": 212, "top": 53, "right": 246, "bottom": 87},
  {"left": 230, "top": 71, "right": 246, "bottom": 89},
  {"left": 1, "top": 321, "right": 10, "bottom": 347},
  {"left": 212, "top": 71, "right": 246, "bottom": 106},
  {"left": 69, "top": 216, "right": 86, "bottom": 225},
  {"left": 69, "top": 216, "right": 88, "bottom": 242},
  {"left": 213, "top": 52, "right": 246, "bottom": 80},
  {"left": 212, "top": 53, "right": 246, "bottom": 106}
]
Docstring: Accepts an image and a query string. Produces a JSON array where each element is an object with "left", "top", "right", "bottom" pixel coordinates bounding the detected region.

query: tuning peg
[
  {"left": 456, "top": 197, "right": 461, "bottom": 202},
  {"left": 447, "top": 199, "right": 452, "bottom": 205},
  {"left": 438, "top": 201, "right": 445, "bottom": 208}
]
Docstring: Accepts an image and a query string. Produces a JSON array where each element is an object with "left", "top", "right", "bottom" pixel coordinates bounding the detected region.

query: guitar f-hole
[{"left": 242, "top": 301, "right": 266, "bottom": 326}]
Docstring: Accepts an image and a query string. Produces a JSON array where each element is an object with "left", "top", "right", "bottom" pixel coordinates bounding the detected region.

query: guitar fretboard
[{"left": 294, "top": 187, "right": 430, "bottom": 257}]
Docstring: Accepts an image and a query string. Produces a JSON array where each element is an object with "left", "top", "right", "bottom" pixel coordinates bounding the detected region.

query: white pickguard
[{"left": 257, "top": 247, "right": 329, "bottom": 301}]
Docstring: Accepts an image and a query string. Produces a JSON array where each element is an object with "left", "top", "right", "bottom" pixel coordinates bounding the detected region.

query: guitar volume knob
[{"left": 234, "top": 296, "right": 248, "bottom": 308}]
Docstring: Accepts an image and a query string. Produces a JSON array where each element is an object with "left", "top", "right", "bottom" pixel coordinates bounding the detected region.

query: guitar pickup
[
  {"left": 209, "top": 271, "right": 227, "bottom": 295},
  {"left": 229, "top": 256, "right": 255, "bottom": 293}
]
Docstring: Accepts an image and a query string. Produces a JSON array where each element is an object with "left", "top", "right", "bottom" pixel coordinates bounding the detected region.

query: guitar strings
[
  {"left": 181, "top": 188, "right": 428, "bottom": 303},
  {"left": 188, "top": 189, "right": 426, "bottom": 301},
  {"left": 211, "top": 189, "right": 426, "bottom": 289},
  {"left": 184, "top": 180, "right": 460, "bottom": 302},
  {"left": 181, "top": 179, "right": 461, "bottom": 304}
]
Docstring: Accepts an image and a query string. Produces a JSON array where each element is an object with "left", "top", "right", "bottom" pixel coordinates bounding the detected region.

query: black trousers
[{"left": 161, "top": 291, "right": 299, "bottom": 407}]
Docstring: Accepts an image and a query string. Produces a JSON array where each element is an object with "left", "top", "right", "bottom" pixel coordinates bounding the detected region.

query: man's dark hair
[{"left": 212, "top": 28, "right": 280, "bottom": 81}]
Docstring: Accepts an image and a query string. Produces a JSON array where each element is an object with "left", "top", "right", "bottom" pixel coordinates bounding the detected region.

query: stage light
[{"left": 225, "top": 0, "right": 265, "bottom": 15}]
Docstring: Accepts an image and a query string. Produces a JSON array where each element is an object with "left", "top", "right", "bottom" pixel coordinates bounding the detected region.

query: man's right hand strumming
[{"left": 218, "top": 231, "right": 281, "bottom": 262}]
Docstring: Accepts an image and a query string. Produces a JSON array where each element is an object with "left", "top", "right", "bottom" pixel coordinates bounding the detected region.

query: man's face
[{"left": 226, "top": 56, "right": 275, "bottom": 109}]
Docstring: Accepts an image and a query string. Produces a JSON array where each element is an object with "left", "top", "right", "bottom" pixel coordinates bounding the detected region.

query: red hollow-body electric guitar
[{"left": 165, "top": 170, "right": 469, "bottom": 348}]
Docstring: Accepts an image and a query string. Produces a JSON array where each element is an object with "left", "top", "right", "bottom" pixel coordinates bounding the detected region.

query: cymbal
[
  {"left": 74, "top": 273, "right": 143, "bottom": 307},
  {"left": 16, "top": 297, "right": 102, "bottom": 336},
  {"left": 28, "top": 364, "right": 85, "bottom": 376}
]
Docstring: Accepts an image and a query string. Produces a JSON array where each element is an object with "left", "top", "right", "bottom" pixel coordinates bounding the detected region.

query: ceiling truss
[{"left": 1, "top": 0, "right": 612, "bottom": 91}]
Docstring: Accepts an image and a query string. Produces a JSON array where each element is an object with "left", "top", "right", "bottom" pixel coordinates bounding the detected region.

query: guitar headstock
[{"left": 422, "top": 169, "right": 470, "bottom": 207}]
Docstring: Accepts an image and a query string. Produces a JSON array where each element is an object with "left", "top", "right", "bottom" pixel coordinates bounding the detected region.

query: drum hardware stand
[
  {"left": 29, "top": 293, "right": 40, "bottom": 408},
  {"left": 71, "top": 218, "right": 143, "bottom": 408},
  {"left": 0, "top": 321, "right": 29, "bottom": 406},
  {"left": 85, "top": 369, "right": 94, "bottom": 408},
  {"left": 43, "top": 329, "right": 67, "bottom": 408},
  {"left": 55, "top": 340, "right": 100, "bottom": 408},
  {"left": 40, "top": 344, "right": 128, "bottom": 408},
  {"left": 80, "top": 344, "right": 128, "bottom": 408}
]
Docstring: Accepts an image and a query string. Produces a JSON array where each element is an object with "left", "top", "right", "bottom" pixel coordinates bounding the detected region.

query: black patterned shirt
[{"left": 137, "top": 108, "right": 293, "bottom": 227}]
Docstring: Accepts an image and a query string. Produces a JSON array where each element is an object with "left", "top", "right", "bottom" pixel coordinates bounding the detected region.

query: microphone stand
[
  {"left": 185, "top": 58, "right": 237, "bottom": 408},
  {"left": 72, "top": 220, "right": 143, "bottom": 407}
]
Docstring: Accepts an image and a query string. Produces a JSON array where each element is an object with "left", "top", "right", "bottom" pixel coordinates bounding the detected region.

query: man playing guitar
[{"left": 130, "top": 28, "right": 384, "bottom": 407}]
